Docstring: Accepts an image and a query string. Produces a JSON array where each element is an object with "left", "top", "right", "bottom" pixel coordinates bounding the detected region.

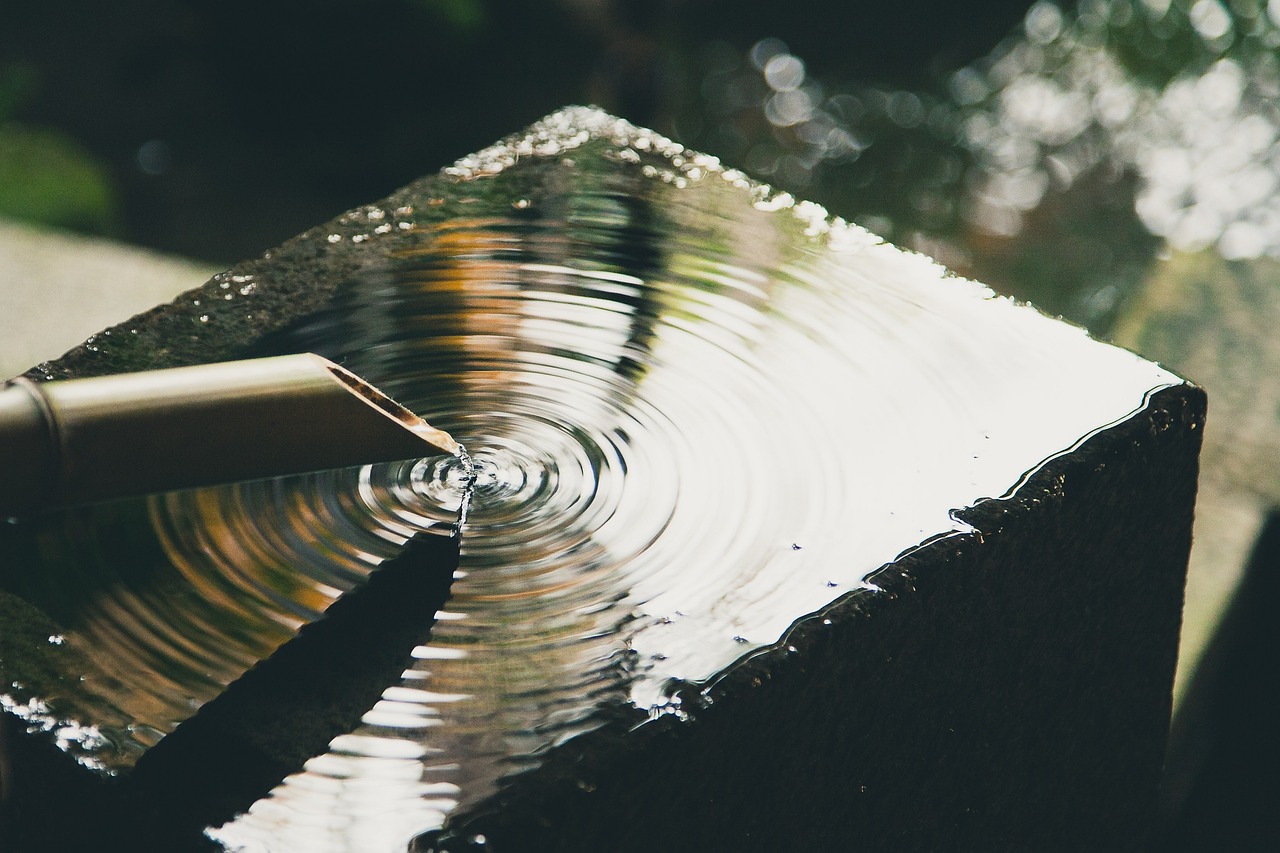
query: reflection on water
[{"left": 2, "top": 109, "right": 1178, "bottom": 851}]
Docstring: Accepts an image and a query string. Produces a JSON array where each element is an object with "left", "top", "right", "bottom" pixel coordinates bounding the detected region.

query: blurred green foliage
[
  {"left": 1107, "top": 0, "right": 1280, "bottom": 87},
  {"left": 414, "top": 0, "right": 488, "bottom": 34},
  {"left": 0, "top": 62, "right": 119, "bottom": 235}
]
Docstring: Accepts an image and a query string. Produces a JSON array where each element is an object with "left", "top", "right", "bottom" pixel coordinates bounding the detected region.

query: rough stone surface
[{"left": 19, "top": 169, "right": 508, "bottom": 382}]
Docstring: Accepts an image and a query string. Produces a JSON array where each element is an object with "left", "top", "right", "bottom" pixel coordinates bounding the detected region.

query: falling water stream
[{"left": 0, "top": 109, "right": 1178, "bottom": 852}]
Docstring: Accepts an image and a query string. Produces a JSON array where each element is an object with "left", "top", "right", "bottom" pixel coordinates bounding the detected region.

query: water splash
[{"left": 458, "top": 440, "right": 481, "bottom": 527}]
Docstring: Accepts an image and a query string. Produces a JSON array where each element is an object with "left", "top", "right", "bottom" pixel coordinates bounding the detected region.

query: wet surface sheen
[{"left": 0, "top": 109, "right": 1178, "bottom": 851}]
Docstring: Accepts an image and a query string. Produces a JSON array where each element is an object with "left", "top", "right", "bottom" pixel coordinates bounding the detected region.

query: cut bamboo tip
[{"left": 0, "top": 353, "right": 459, "bottom": 515}]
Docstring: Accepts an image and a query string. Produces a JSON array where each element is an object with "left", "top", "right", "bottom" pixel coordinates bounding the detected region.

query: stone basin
[{"left": 0, "top": 108, "right": 1202, "bottom": 852}]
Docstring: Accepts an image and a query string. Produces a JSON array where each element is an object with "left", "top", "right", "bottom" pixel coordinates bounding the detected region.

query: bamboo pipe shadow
[{"left": 111, "top": 531, "right": 460, "bottom": 848}]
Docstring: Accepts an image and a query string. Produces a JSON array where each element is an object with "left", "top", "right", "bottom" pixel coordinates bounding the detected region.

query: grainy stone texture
[{"left": 19, "top": 165, "right": 526, "bottom": 382}]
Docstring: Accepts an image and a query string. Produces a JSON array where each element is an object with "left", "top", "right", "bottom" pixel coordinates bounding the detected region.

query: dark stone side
[{"left": 417, "top": 384, "right": 1204, "bottom": 853}]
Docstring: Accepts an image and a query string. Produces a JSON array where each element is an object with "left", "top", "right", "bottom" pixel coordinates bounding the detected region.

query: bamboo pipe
[{"left": 0, "top": 354, "right": 458, "bottom": 516}]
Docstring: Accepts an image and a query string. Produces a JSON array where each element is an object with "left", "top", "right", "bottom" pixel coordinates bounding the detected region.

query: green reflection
[{"left": 0, "top": 63, "right": 119, "bottom": 235}]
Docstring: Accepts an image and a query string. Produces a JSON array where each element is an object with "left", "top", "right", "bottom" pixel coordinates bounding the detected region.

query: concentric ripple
[{"left": 0, "top": 109, "right": 1179, "bottom": 852}]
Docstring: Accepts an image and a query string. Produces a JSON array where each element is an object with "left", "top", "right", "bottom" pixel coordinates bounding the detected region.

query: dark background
[{"left": 0, "top": 0, "right": 1033, "bottom": 263}]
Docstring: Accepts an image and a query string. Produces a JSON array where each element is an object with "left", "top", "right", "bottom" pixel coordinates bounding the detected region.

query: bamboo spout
[{"left": 0, "top": 353, "right": 458, "bottom": 515}]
